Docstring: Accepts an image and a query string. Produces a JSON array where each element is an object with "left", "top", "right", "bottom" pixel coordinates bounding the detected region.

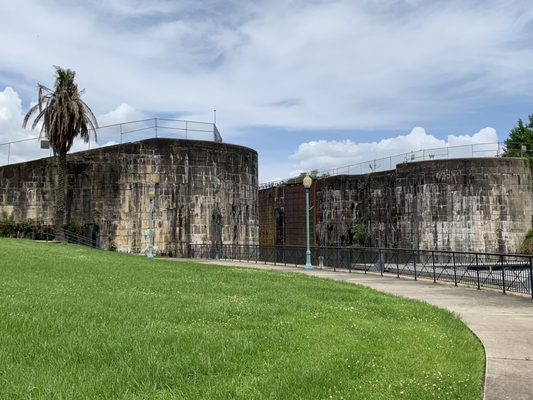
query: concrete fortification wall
[
  {"left": 0, "top": 138, "right": 258, "bottom": 255},
  {"left": 260, "top": 158, "right": 533, "bottom": 253}
]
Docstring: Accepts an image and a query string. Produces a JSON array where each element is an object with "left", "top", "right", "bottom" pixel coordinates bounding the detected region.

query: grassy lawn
[{"left": 0, "top": 238, "right": 484, "bottom": 399}]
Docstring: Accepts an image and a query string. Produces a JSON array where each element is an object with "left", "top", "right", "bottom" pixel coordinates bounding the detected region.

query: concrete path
[{"left": 191, "top": 260, "right": 533, "bottom": 400}]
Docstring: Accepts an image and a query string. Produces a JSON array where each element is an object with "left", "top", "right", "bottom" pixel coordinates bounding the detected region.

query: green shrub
[
  {"left": 0, "top": 212, "right": 36, "bottom": 238},
  {"left": 0, "top": 213, "right": 17, "bottom": 237},
  {"left": 519, "top": 228, "right": 533, "bottom": 255},
  {"left": 67, "top": 219, "right": 83, "bottom": 235},
  {"left": 350, "top": 223, "right": 371, "bottom": 247}
]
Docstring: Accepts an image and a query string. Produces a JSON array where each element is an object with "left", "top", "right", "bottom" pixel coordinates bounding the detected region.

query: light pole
[
  {"left": 303, "top": 173, "right": 313, "bottom": 270},
  {"left": 147, "top": 187, "right": 155, "bottom": 259}
]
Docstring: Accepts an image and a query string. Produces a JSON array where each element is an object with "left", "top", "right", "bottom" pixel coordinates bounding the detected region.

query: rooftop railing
[
  {"left": 0, "top": 118, "right": 222, "bottom": 166},
  {"left": 260, "top": 142, "right": 533, "bottom": 189}
]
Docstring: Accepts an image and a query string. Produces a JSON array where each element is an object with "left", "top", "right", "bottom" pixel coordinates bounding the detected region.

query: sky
[{"left": 1, "top": 0, "right": 533, "bottom": 182}]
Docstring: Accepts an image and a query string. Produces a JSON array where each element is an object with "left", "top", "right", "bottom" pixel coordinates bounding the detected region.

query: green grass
[{"left": 0, "top": 239, "right": 484, "bottom": 399}]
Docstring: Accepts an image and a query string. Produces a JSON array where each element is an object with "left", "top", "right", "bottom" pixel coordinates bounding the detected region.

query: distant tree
[
  {"left": 285, "top": 170, "right": 319, "bottom": 185},
  {"left": 22, "top": 67, "right": 98, "bottom": 240},
  {"left": 503, "top": 115, "right": 533, "bottom": 158}
]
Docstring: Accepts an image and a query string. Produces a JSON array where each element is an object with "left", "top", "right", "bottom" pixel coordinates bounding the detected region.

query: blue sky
[{"left": 1, "top": 0, "right": 533, "bottom": 182}]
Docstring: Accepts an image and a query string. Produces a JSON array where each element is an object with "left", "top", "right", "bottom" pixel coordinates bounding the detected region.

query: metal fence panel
[{"left": 179, "top": 244, "right": 533, "bottom": 298}]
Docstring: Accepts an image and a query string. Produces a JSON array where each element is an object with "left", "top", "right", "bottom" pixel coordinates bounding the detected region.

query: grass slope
[{"left": 0, "top": 239, "right": 484, "bottom": 399}]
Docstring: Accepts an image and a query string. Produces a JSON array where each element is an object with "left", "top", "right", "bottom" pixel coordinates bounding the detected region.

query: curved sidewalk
[{"left": 198, "top": 260, "right": 533, "bottom": 400}]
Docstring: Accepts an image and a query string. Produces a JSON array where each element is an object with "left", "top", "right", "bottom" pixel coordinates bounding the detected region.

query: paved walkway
[{"left": 192, "top": 260, "right": 533, "bottom": 400}]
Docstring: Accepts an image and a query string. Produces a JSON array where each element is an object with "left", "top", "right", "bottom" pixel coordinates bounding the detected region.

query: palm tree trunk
[{"left": 55, "top": 151, "right": 67, "bottom": 241}]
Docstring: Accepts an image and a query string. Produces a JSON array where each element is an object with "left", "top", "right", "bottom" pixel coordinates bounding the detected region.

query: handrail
[
  {"left": 0, "top": 117, "right": 222, "bottom": 166},
  {"left": 44, "top": 228, "right": 99, "bottom": 249}
]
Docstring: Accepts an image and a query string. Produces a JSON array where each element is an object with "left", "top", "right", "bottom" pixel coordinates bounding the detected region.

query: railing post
[
  {"left": 529, "top": 257, "right": 533, "bottom": 300},
  {"left": 155, "top": 118, "right": 158, "bottom": 138},
  {"left": 432, "top": 251, "right": 436, "bottom": 283},
  {"left": 452, "top": 252, "right": 457, "bottom": 286},
  {"left": 475, "top": 253, "right": 481, "bottom": 290},
  {"left": 119, "top": 124, "right": 123, "bottom": 144},
  {"left": 379, "top": 249, "right": 384, "bottom": 276},
  {"left": 413, "top": 250, "right": 417, "bottom": 281},
  {"left": 348, "top": 248, "right": 352, "bottom": 273},
  {"left": 7, "top": 143, "right": 11, "bottom": 164},
  {"left": 501, "top": 255, "right": 506, "bottom": 294},
  {"left": 396, "top": 251, "right": 400, "bottom": 278}
]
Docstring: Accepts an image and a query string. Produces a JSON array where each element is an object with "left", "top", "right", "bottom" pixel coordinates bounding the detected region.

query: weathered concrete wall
[
  {"left": 259, "top": 158, "right": 533, "bottom": 253},
  {"left": 0, "top": 138, "right": 258, "bottom": 255},
  {"left": 393, "top": 158, "right": 532, "bottom": 252}
]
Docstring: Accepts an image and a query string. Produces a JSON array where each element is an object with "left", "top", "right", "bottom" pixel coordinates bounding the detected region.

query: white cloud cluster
[
  {"left": 0, "top": 87, "right": 46, "bottom": 164},
  {"left": 98, "top": 103, "right": 144, "bottom": 127},
  {"left": 287, "top": 127, "right": 499, "bottom": 176},
  {"left": 0, "top": 87, "right": 33, "bottom": 140}
]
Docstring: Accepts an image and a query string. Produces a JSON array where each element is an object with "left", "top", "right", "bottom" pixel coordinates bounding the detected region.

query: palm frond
[{"left": 22, "top": 103, "right": 41, "bottom": 129}]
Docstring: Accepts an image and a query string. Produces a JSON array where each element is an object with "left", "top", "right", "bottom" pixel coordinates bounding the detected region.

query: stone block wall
[
  {"left": 0, "top": 138, "right": 258, "bottom": 255},
  {"left": 259, "top": 158, "right": 533, "bottom": 253}
]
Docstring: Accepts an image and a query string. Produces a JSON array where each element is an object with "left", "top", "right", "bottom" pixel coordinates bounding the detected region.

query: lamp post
[
  {"left": 303, "top": 174, "right": 313, "bottom": 270},
  {"left": 147, "top": 187, "right": 155, "bottom": 259}
]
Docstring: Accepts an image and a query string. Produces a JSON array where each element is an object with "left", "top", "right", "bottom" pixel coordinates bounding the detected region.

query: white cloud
[
  {"left": 0, "top": 87, "right": 19, "bottom": 123},
  {"left": 447, "top": 128, "right": 499, "bottom": 146},
  {"left": 0, "top": 87, "right": 48, "bottom": 164},
  {"left": 98, "top": 103, "right": 144, "bottom": 127},
  {"left": 287, "top": 126, "right": 499, "bottom": 177},
  {"left": 0, "top": 87, "right": 33, "bottom": 140}
]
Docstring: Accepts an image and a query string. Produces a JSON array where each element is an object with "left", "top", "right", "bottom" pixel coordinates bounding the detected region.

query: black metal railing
[
  {"left": 23, "top": 233, "right": 533, "bottom": 298},
  {"left": 44, "top": 228, "right": 100, "bottom": 249},
  {"left": 186, "top": 244, "right": 533, "bottom": 299}
]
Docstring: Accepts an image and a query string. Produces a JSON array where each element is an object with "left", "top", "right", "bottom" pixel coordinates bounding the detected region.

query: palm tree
[{"left": 22, "top": 66, "right": 98, "bottom": 240}]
